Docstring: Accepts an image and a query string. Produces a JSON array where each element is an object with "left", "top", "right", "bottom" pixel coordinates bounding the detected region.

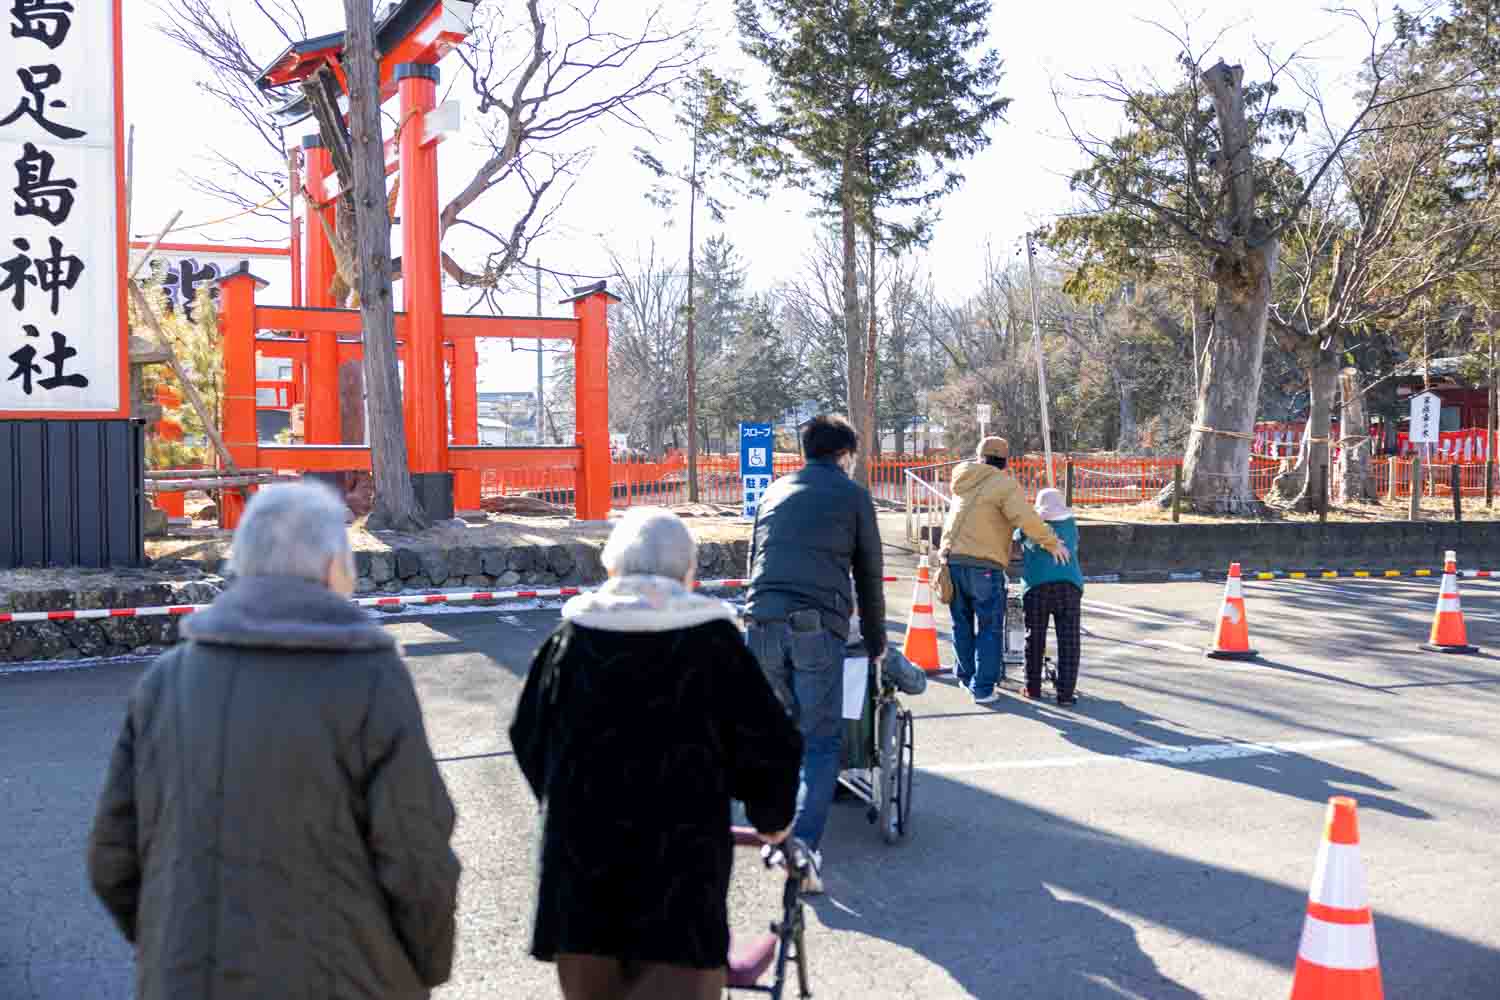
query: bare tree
[
  {"left": 153, "top": 0, "right": 305, "bottom": 225},
  {"left": 342, "top": 0, "right": 426, "bottom": 531},
  {"left": 155, "top": 0, "right": 699, "bottom": 291},
  {"left": 1269, "top": 56, "right": 1500, "bottom": 510},
  {"left": 1050, "top": 9, "right": 1464, "bottom": 511},
  {"left": 606, "top": 240, "right": 688, "bottom": 457}
]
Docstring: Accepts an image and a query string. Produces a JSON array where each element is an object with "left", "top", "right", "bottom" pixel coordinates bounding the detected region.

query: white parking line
[
  {"left": 1081, "top": 599, "right": 1202, "bottom": 628},
  {"left": 921, "top": 732, "right": 1449, "bottom": 775}
]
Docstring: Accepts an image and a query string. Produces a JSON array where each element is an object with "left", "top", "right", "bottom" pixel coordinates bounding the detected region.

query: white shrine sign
[{"left": 0, "top": 0, "right": 128, "bottom": 416}]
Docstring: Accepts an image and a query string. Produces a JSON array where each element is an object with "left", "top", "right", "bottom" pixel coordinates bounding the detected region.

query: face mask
[{"left": 839, "top": 453, "right": 857, "bottom": 476}]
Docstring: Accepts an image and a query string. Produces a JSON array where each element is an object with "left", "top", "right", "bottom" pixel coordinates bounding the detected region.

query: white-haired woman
[
  {"left": 510, "top": 508, "right": 803, "bottom": 1000},
  {"left": 88, "top": 482, "right": 461, "bottom": 999}
]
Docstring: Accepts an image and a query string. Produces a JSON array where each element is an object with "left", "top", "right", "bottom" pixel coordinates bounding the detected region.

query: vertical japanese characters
[{"left": 2, "top": 1, "right": 123, "bottom": 411}]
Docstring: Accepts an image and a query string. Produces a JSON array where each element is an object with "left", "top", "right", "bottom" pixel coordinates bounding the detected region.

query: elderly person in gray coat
[{"left": 88, "top": 482, "right": 461, "bottom": 1000}]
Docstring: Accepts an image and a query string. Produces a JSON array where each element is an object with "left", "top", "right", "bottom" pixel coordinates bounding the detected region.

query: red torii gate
[{"left": 213, "top": 0, "right": 614, "bottom": 526}]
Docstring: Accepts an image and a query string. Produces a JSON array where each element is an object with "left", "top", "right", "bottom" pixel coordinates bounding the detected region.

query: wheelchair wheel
[
  {"left": 896, "top": 709, "right": 914, "bottom": 838},
  {"left": 876, "top": 703, "right": 912, "bottom": 844}
]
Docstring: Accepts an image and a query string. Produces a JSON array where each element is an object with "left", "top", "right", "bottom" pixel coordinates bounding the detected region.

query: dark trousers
[
  {"left": 557, "top": 954, "right": 726, "bottom": 1000},
  {"left": 1023, "top": 582, "right": 1082, "bottom": 698}
]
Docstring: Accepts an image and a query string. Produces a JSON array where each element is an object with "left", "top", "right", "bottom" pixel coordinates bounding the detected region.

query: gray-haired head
[
  {"left": 601, "top": 507, "right": 696, "bottom": 582},
  {"left": 229, "top": 481, "right": 353, "bottom": 584}
]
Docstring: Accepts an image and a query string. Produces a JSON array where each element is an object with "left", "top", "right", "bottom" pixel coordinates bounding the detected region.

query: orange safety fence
[{"left": 474, "top": 451, "right": 1500, "bottom": 511}]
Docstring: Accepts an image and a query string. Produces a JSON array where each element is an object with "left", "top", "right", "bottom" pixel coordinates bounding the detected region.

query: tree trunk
[
  {"left": 339, "top": 360, "right": 365, "bottom": 443},
  {"left": 863, "top": 229, "right": 879, "bottom": 474},
  {"left": 1182, "top": 61, "right": 1277, "bottom": 513},
  {"left": 840, "top": 167, "right": 867, "bottom": 484},
  {"left": 1271, "top": 334, "right": 1340, "bottom": 511},
  {"left": 342, "top": 0, "right": 425, "bottom": 532},
  {"left": 1295, "top": 343, "right": 1340, "bottom": 510},
  {"left": 1117, "top": 378, "right": 1137, "bottom": 452},
  {"left": 1181, "top": 243, "right": 1279, "bottom": 511},
  {"left": 685, "top": 125, "right": 700, "bottom": 502},
  {"left": 1335, "top": 366, "right": 1375, "bottom": 503},
  {"left": 895, "top": 425, "right": 906, "bottom": 456}
]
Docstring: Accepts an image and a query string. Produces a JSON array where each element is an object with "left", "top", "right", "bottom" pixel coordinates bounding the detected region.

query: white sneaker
[
  {"left": 973, "top": 690, "right": 1001, "bottom": 704},
  {"left": 800, "top": 850, "right": 824, "bottom": 895}
]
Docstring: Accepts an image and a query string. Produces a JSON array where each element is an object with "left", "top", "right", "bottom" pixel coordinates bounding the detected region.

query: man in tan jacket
[{"left": 942, "top": 437, "right": 1070, "bottom": 702}]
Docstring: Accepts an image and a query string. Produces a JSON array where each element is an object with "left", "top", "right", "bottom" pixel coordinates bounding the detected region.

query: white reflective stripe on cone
[
  {"left": 912, "top": 586, "right": 932, "bottom": 604},
  {"left": 1308, "top": 843, "right": 1370, "bottom": 910},
  {"left": 1298, "top": 915, "right": 1379, "bottom": 970},
  {"left": 909, "top": 610, "right": 935, "bottom": 629},
  {"left": 1438, "top": 597, "right": 1462, "bottom": 612},
  {"left": 1226, "top": 577, "right": 1243, "bottom": 599}
]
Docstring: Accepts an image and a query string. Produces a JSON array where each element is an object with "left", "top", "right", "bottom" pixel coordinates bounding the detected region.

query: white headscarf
[{"left": 1035, "top": 487, "right": 1072, "bottom": 522}]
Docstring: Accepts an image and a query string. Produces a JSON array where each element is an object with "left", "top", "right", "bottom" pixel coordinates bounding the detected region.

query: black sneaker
[{"left": 1056, "top": 693, "right": 1078, "bottom": 707}]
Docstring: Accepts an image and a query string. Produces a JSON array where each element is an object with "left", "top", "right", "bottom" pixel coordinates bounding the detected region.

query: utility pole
[
  {"left": 536, "top": 261, "right": 544, "bottom": 445},
  {"left": 685, "top": 123, "right": 701, "bottom": 502},
  {"left": 1025, "top": 231, "right": 1056, "bottom": 486}
]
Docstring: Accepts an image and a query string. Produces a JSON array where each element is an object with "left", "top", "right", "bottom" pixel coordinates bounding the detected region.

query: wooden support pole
[
  {"left": 1319, "top": 462, "right": 1328, "bottom": 524},
  {"left": 1172, "top": 464, "right": 1182, "bottom": 523},
  {"left": 1409, "top": 453, "right": 1422, "bottom": 521},
  {"left": 1064, "top": 459, "right": 1074, "bottom": 508},
  {"left": 128, "top": 281, "right": 237, "bottom": 477},
  {"left": 1487, "top": 458, "right": 1494, "bottom": 509},
  {"left": 1452, "top": 463, "right": 1462, "bottom": 523}
]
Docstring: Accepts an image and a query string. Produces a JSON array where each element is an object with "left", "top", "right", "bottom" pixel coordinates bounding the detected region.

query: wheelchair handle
[{"left": 762, "top": 837, "right": 816, "bottom": 875}]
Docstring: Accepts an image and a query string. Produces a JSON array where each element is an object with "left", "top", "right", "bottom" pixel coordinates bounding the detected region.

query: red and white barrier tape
[{"left": 0, "top": 576, "right": 905, "bottom": 625}]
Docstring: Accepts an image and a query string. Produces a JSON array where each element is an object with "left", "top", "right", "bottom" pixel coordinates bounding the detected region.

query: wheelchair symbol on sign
[{"left": 748, "top": 447, "right": 767, "bottom": 468}]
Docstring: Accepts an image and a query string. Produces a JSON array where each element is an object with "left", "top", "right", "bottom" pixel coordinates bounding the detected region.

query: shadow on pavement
[{"left": 810, "top": 771, "right": 1497, "bottom": 999}]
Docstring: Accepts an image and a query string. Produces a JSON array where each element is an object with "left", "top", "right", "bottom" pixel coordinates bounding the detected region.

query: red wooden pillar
[
  {"left": 397, "top": 63, "right": 451, "bottom": 515},
  {"left": 302, "top": 135, "right": 341, "bottom": 444},
  {"left": 451, "top": 336, "right": 481, "bottom": 509},
  {"left": 218, "top": 266, "right": 267, "bottom": 528},
  {"left": 568, "top": 282, "right": 618, "bottom": 520}
]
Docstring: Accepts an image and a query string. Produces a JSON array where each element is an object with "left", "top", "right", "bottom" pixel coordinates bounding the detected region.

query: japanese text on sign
[
  {"left": 739, "top": 422, "right": 774, "bottom": 518},
  {"left": 1409, "top": 392, "right": 1440, "bottom": 444},
  {"left": 1, "top": 1, "right": 124, "bottom": 413}
]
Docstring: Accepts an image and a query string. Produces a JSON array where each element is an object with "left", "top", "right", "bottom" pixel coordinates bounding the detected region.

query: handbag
[{"left": 932, "top": 496, "right": 980, "bottom": 605}]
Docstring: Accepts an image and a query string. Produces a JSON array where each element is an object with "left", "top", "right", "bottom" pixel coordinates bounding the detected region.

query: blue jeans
[
  {"left": 746, "top": 619, "right": 845, "bottom": 851},
  {"left": 948, "top": 562, "right": 1006, "bottom": 697}
]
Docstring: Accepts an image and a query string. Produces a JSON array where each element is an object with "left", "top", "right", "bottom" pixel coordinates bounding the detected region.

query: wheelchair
[{"left": 836, "top": 642, "right": 916, "bottom": 844}]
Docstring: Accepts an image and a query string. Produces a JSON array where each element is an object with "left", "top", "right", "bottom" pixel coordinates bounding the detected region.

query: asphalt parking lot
[{"left": 3, "top": 569, "right": 1498, "bottom": 998}]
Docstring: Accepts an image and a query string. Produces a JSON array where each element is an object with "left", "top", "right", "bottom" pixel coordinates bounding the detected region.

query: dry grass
[{"left": 1074, "top": 496, "right": 1500, "bottom": 525}]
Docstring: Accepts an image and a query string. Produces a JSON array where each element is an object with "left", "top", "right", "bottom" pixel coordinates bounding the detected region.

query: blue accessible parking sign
[{"left": 739, "top": 422, "right": 774, "bottom": 518}]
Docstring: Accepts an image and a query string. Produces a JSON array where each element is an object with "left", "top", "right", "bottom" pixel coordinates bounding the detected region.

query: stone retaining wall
[
  {"left": 0, "top": 540, "right": 751, "bottom": 664},
  {"left": 5, "top": 521, "right": 1494, "bottom": 665},
  {"left": 1077, "top": 520, "right": 1500, "bottom": 579}
]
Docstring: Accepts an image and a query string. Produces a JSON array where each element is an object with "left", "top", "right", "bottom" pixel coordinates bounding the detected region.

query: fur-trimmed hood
[{"left": 560, "top": 575, "right": 736, "bottom": 633}]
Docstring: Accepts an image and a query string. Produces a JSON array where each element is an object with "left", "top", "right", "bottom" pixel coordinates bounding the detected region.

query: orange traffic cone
[
  {"left": 1289, "top": 797, "right": 1383, "bottom": 1000},
  {"left": 1206, "top": 562, "right": 1258, "bottom": 660},
  {"left": 1421, "top": 550, "right": 1478, "bottom": 654},
  {"left": 902, "top": 553, "right": 942, "bottom": 674}
]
